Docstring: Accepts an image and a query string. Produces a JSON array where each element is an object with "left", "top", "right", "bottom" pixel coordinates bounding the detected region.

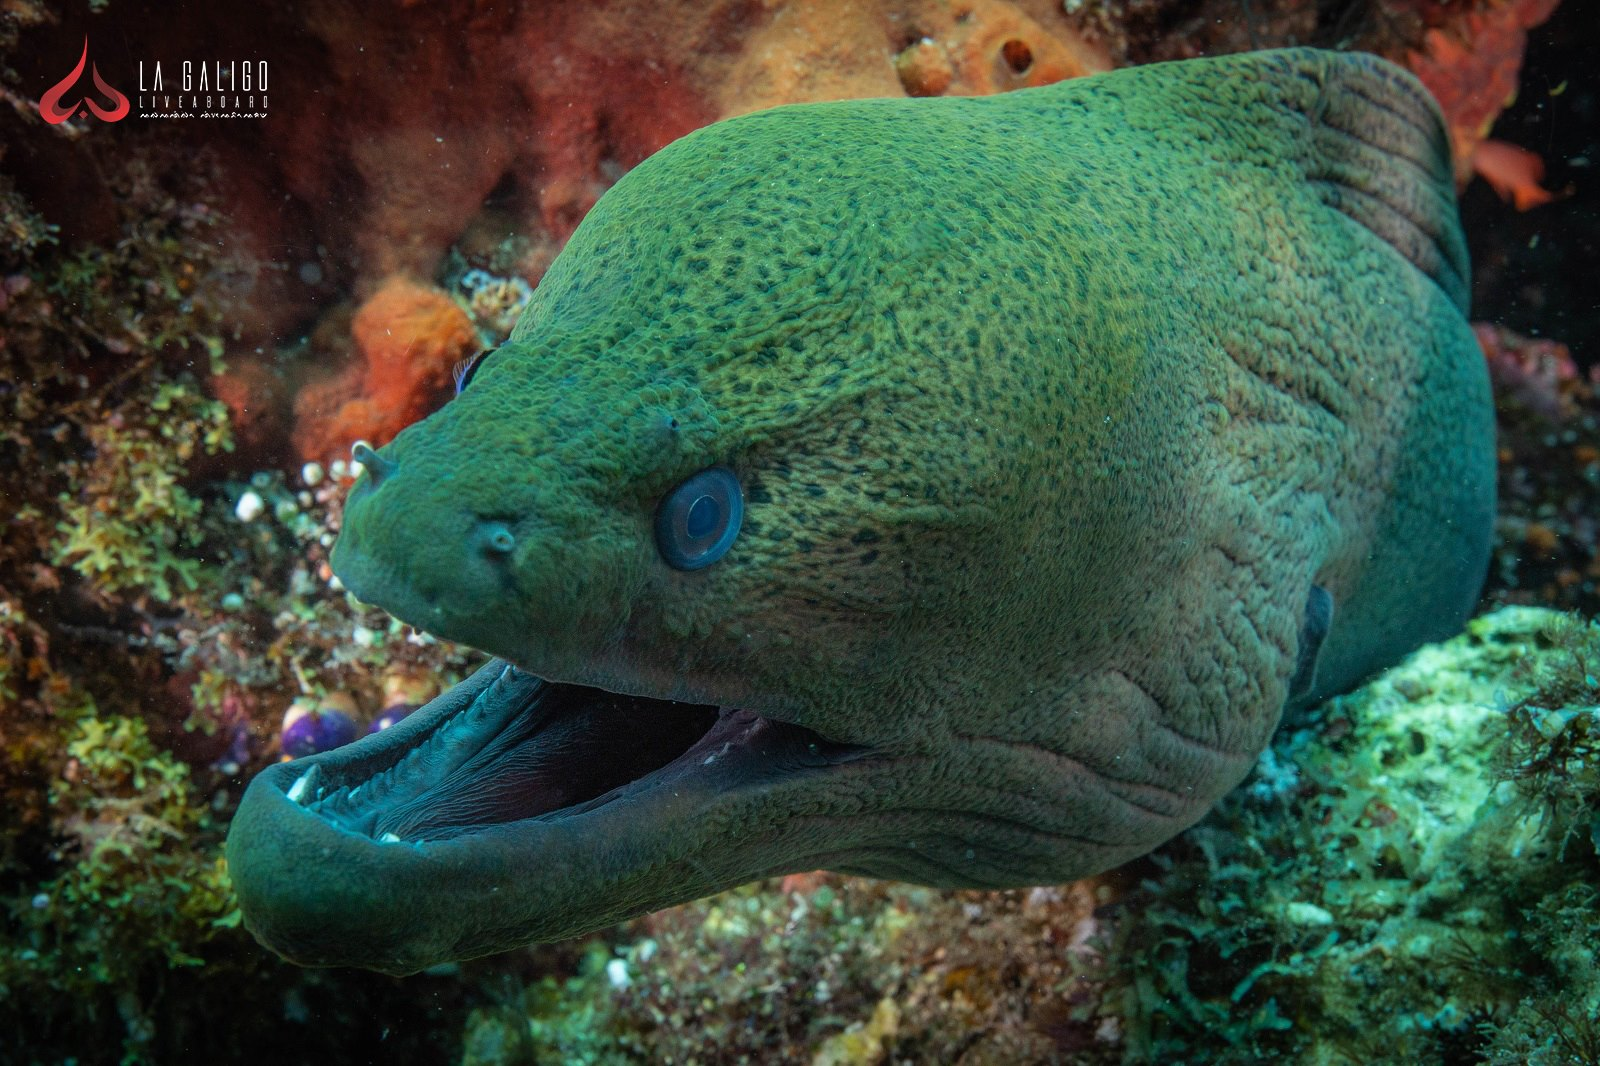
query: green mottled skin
[{"left": 228, "top": 49, "right": 1494, "bottom": 973}]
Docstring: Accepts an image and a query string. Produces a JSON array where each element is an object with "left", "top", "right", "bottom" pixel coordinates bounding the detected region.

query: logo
[
  {"left": 39, "top": 38, "right": 129, "bottom": 124},
  {"left": 37, "top": 36, "right": 268, "bottom": 123},
  {"left": 137, "top": 59, "right": 269, "bottom": 119}
]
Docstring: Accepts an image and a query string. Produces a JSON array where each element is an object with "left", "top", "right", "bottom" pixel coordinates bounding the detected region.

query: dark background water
[{"left": 1463, "top": 0, "right": 1597, "bottom": 371}]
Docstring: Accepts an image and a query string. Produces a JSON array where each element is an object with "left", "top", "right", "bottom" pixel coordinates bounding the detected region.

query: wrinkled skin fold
[{"left": 226, "top": 48, "right": 1494, "bottom": 974}]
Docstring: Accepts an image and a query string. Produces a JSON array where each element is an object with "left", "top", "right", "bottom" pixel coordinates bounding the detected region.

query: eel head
[{"left": 222, "top": 59, "right": 1328, "bottom": 971}]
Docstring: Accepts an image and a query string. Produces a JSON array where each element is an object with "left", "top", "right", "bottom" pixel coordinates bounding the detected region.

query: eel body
[{"left": 226, "top": 48, "right": 1494, "bottom": 974}]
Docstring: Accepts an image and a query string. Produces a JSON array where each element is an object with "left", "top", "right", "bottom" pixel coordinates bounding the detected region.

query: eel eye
[
  {"left": 654, "top": 466, "right": 743, "bottom": 571},
  {"left": 452, "top": 349, "right": 495, "bottom": 395}
]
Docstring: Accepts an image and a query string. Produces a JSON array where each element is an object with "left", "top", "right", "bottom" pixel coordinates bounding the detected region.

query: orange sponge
[{"left": 294, "top": 276, "right": 478, "bottom": 463}]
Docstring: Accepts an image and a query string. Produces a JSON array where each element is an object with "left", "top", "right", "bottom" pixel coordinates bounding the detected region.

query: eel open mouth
[
  {"left": 303, "top": 667, "right": 724, "bottom": 843},
  {"left": 226, "top": 660, "right": 869, "bottom": 972},
  {"left": 280, "top": 663, "right": 850, "bottom": 844}
]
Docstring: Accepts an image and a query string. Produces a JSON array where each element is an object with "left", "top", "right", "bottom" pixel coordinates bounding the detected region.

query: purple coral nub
[
  {"left": 280, "top": 699, "right": 360, "bottom": 758},
  {"left": 369, "top": 703, "right": 415, "bottom": 733}
]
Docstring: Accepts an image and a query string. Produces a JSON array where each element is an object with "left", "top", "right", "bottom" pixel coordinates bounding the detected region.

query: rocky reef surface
[{"left": 0, "top": 0, "right": 1593, "bottom": 1063}]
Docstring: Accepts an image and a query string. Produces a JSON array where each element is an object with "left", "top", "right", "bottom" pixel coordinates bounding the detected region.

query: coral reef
[
  {"left": 13, "top": 0, "right": 1565, "bottom": 481},
  {"left": 264, "top": 0, "right": 1106, "bottom": 459},
  {"left": 1480, "top": 324, "right": 1600, "bottom": 617},
  {"left": 9, "top": 0, "right": 1119, "bottom": 472},
  {"left": 1, "top": 0, "right": 1591, "bottom": 1063}
]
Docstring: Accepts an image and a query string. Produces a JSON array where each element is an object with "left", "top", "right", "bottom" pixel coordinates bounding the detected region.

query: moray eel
[{"left": 226, "top": 48, "right": 1494, "bottom": 974}]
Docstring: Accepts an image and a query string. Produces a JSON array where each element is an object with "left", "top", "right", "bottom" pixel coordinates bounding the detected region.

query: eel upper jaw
[
  {"left": 328, "top": 530, "right": 508, "bottom": 656},
  {"left": 224, "top": 658, "right": 871, "bottom": 974}
]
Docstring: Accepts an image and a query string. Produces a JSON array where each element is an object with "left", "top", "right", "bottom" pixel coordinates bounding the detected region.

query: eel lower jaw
[{"left": 225, "top": 660, "right": 869, "bottom": 972}]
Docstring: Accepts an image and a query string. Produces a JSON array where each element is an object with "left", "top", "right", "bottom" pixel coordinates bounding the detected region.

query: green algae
[
  {"left": 0, "top": 143, "right": 480, "bottom": 1062},
  {"left": 1, "top": 696, "right": 237, "bottom": 1058},
  {"left": 0, "top": 149, "right": 249, "bottom": 1063},
  {"left": 1116, "top": 605, "right": 1600, "bottom": 1064},
  {"left": 1493, "top": 613, "right": 1600, "bottom": 850},
  {"left": 51, "top": 375, "right": 233, "bottom": 604}
]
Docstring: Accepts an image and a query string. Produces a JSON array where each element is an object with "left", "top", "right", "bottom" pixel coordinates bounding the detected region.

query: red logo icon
[{"left": 39, "top": 38, "right": 129, "bottom": 124}]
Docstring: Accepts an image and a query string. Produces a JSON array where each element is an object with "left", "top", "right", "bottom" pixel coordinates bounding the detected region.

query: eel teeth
[{"left": 286, "top": 764, "right": 321, "bottom": 804}]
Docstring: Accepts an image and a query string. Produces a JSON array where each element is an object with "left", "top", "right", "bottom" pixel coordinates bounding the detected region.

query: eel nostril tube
[
  {"left": 481, "top": 522, "right": 516, "bottom": 555},
  {"left": 352, "top": 440, "right": 398, "bottom": 485}
]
